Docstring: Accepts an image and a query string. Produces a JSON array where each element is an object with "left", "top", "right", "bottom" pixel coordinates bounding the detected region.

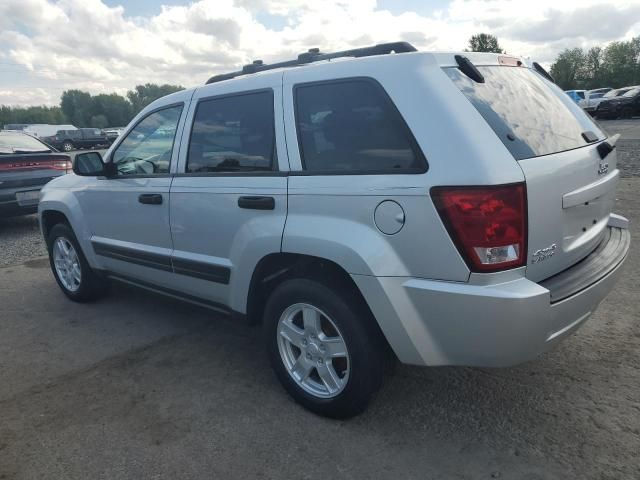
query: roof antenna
[{"left": 454, "top": 55, "right": 484, "bottom": 83}]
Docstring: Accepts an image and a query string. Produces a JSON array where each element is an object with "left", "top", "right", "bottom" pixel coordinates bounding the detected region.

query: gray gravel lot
[{"left": 0, "top": 125, "right": 638, "bottom": 479}]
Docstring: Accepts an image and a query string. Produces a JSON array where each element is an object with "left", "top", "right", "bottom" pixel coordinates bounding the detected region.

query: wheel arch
[
  {"left": 39, "top": 194, "right": 99, "bottom": 268},
  {"left": 41, "top": 210, "right": 71, "bottom": 239},
  {"left": 244, "top": 253, "right": 380, "bottom": 333}
]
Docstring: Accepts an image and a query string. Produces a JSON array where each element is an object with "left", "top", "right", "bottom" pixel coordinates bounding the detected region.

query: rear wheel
[
  {"left": 621, "top": 107, "right": 634, "bottom": 119},
  {"left": 264, "top": 278, "right": 385, "bottom": 418},
  {"left": 47, "top": 223, "right": 108, "bottom": 302}
]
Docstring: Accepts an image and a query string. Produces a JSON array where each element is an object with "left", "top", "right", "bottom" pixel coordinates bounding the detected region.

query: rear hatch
[{"left": 445, "top": 61, "right": 617, "bottom": 281}]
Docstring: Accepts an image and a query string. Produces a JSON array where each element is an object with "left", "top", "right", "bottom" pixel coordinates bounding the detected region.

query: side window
[
  {"left": 187, "top": 91, "right": 275, "bottom": 173},
  {"left": 112, "top": 104, "right": 183, "bottom": 176},
  {"left": 294, "top": 79, "right": 426, "bottom": 173}
]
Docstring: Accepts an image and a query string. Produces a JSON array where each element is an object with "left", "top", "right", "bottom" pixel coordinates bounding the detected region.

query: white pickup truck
[{"left": 579, "top": 88, "right": 612, "bottom": 114}]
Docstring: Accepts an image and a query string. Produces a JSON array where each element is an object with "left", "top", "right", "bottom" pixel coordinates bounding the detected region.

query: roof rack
[{"left": 205, "top": 41, "right": 417, "bottom": 85}]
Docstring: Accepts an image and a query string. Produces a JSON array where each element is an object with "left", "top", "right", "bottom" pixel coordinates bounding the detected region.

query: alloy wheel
[
  {"left": 277, "top": 303, "right": 350, "bottom": 398},
  {"left": 53, "top": 237, "right": 82, "bottom": 292}
]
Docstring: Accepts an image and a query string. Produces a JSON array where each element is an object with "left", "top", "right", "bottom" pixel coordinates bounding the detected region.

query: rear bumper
[
  {"left": 0, "top": 187, "right": 43, "bottom": 217},
  {"left": 353, "top": 220, "right": 630, "bottom": 367},
  {"left": 0, "top": 201, "right": 38, "bottom": 217}
]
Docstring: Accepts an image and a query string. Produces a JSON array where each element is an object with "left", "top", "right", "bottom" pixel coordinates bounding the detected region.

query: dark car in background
[
  {"left": 43, "top": 128, "right": 114, "bottom": 152},
  {"left": 595, "top": 87, "right": 638, "bottom": 118},
  {"left": 596, "top": 87, "right": 640, "bottom": 119},
  {"left": 0, "top": 131, "right": 71, "bottom": 217}
]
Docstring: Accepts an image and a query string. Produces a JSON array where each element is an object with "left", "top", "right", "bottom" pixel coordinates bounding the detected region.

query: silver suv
[{"left": 39, "top": 43, "right": 630, "bottom": 418}]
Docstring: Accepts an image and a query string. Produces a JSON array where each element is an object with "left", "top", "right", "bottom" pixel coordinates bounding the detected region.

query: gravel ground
[
  {"left": 0, "top": 214, "right": 46, "bottom": 267},
  {"left": 0, "top": 180, "right": 638, "bottom": 480}
]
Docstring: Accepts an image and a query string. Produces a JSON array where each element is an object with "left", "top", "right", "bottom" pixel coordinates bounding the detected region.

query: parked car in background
[
  {"left": 579, "top": 87, "right": 612, "bottom": 114},
  {"left": 43, "top": 128, "right": 114, "bottom": 152},
  {"left": 565, "top": 89, "right": 586, "bottom": 104},
  {"left": 0, "top": 131, "right": 71, "bottom": 217},
  {"left": 39, "top": 44, "right": 629, "bottom": 418},
  {"left": 23, "top": 124, "right": 77, "bottom": 138},
  {"left": 596, "top": 86, "right": 640, "bottom": 119},
  {"left": 103, "top": 127, "right": 125, "bottom": 139}
]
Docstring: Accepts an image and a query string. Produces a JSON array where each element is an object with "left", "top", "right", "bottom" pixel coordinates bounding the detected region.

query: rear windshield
[
  {"left": 445, "top": 66, "right": 605, "bottom": 160},
  {"left": 0, "top": 132, "right": 50, "bottom": 153}
]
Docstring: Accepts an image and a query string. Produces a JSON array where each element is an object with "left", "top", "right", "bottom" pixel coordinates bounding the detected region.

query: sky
[{"left": 1, "top": 0, "right": 639, "bottom": 107}]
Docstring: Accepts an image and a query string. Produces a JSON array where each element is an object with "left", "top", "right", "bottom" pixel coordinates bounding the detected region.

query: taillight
[
  {"left": 431, "top": 183, "right": 527, "bottom": 273},
  {"left": 50, "top": 161, "right": 72, "bottom": 171}
]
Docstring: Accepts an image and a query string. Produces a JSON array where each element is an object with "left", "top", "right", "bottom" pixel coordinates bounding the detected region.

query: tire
[
  {"left": 47, "top": 223, "right": 108, "bottom": 302},
  {"left": 621, "top": 107, "right": 634, "bottom": 119},
  {"left": 62, "top": 141, "right": 74, "bottom": 152},
  {"left": 264, "top": 278, "right": 386, "bottom": 418}
]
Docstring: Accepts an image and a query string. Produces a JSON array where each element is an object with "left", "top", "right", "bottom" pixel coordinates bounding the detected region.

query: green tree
[
  {"left": 126, "top": 83, "right": 184, "bottom": 115},
  {"left": 466, "top": 33, "right": 504, "bottom": 53},
  {"left": 0, "top": 105, "right": 67, "bottom": 128},
  {"left": 583, "top": 46, "right": 603, "bottom": 89},
  {"left": 61, "top": 90, "right": 93, "bottom": 126},
  {"left": 549, "top": 48, "right": 586, "bottom": 90},
  {"left": 600, "top": 39, "right": 640, "bottom": 87},
  {"left": 89, "top": 114, "right": 109, "bottom": 128},
  {"left": 92, "top": 93, "right": 132, "bottom": 127}
]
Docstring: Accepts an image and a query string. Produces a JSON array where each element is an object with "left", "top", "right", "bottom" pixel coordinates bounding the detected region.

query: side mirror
[{"left": 73, "top": 152, "right": 114, "bottom": 176}]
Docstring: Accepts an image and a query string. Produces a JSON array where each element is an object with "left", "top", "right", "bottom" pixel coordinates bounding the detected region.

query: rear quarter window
[
  {"left": 294, "top": 79, "right": 427, "bottom": 173},
  {"left": 445, "top": 66, "right": 605, "bottom": 160}
]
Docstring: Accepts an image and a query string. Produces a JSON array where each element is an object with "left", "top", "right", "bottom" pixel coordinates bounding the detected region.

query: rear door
[
  {"left": 169, "top": 75, "right": 288, "bottom": 309},
  {"left": 446, "top": 64, "right": 617, "bottom": 281}
]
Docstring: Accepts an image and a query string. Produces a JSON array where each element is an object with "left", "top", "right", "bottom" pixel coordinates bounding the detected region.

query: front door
[
  {"left": 169, "top": 76, "right": 289, "bottom": 311},
  {"left": 80, "top": 98, "right": 189, "bottom": 286}
]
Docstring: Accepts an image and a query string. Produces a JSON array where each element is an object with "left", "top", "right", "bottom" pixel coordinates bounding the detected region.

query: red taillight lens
[
  {"left": 432, "top": 183, "right": 527, "bottom": 273},
  {"left": 50, "top": 161, "right": 72, "bottom": 171}
]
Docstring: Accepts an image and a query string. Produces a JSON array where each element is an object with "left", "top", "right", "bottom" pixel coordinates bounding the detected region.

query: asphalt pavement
[{"left": 0, "top": 126, "right": 639, "bottom": 479}]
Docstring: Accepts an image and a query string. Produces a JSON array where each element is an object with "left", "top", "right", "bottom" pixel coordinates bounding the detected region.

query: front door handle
[
  {"left": 138, "top": 193, "right": 163, "bottom": 205},
  {"left": 238, "top": 196, "right": 275, "bottom": 210}
]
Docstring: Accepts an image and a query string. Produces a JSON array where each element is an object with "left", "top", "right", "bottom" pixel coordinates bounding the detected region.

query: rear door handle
[
  {"left": 138, "top": 193, "right": 163, "bottom": 205},
  {"left": 238, "top": 196, "right": 275, "bottom": 210}
]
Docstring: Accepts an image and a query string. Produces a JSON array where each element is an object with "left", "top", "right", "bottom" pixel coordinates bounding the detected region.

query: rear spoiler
[{"left": 532, "top": 62, "right": 555, "bottom": 83}]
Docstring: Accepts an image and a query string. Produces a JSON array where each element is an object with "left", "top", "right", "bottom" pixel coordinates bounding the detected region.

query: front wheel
[
  {"left": 61, "top": 141, "right": 73, "bottom": 152},
  {"left": 47, "top": 223, "right": 108, "bottom": 302},
  {"left": 264, "top": 278, "right": 386, "bottom": 418}
]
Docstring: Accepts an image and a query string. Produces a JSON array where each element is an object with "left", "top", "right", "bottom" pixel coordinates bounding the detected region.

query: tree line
[
  {"left": 549, "top": 37, "right": 640, "bottom": 91},
  {"left": 2, "top": 33, "right": 638, "bottom": 128},
  {"left": 1, "top": 83, "right": 183, "bottom": 129},
  {"left": 465, "top": 34, "right": 640, "bottom": 91}
]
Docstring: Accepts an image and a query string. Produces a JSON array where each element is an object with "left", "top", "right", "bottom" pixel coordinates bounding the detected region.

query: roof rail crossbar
[{"left": 205, "top": 41, "right": 417, "bottom": 85}]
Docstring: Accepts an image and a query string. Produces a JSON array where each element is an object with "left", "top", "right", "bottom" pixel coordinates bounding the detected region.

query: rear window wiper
[{"left": 581, "top": 131, "right": 599, "bottom": 143}]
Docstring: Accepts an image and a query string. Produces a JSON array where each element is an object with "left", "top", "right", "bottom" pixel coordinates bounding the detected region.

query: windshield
[
  {"left": 605, "top": 89, "right": 629, "bottom": 98},
  {"left": 445, "top": 66, "right": 605, "bottom": 160},
  {"left": 622, "top": 88, "right": 640, "bottom": 98},
  {"left": 0, "top": 132, "right": 50, "bottom": 153}
]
